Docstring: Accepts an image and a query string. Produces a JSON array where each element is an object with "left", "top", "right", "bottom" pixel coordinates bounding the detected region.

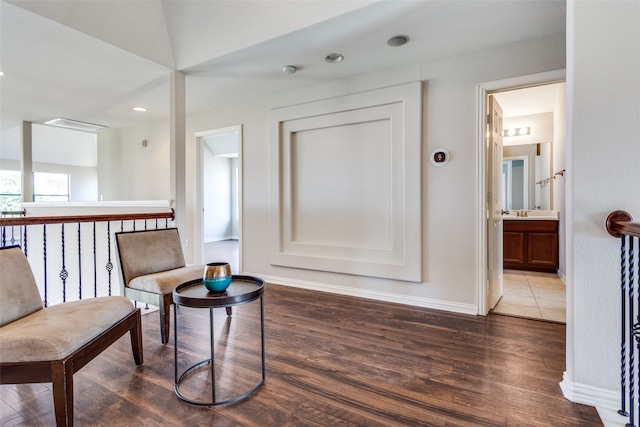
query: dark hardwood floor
[{"left": 1, "top": 282, "right": 601, "bottom": 426}]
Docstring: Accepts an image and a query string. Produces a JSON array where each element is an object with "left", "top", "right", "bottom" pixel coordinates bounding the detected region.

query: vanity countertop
[{"left": 502, "top": 210, "right": 559, "bottom": 221}]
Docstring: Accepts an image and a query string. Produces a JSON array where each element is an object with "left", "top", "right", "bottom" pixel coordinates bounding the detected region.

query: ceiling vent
[{"left": 44, "top": 118, "right": 107, "bottom": 133}]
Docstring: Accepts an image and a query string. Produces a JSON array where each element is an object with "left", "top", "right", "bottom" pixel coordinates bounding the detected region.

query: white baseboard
[
  {"left": 204, "top": 236, "right": 238, "bottom": 243},
  {"left": 557, "top": 268, "right": 566, "bottom": 283},
  {"left": 560, "top": 372, "right": 628, "bottom": 426},
  {"left": 250, "top": 273, "right": 478, "bottom": 315}
]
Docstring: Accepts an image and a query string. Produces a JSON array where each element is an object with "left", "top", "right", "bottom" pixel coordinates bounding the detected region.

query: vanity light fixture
[
  {"left": 502, "top": 127, "right": 530, "bottom": 137},
  {"left": 133, "top": 106, "right": 148, "bottom": 112},
  {"left": 324, "top": 53, "right": 344, "bottom": 63}
]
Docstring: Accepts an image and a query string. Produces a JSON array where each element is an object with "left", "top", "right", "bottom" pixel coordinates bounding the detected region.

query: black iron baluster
[
  {"left": 60, "top": 224, "right": 68, "bottom": 302},
  {"left": 632, "top": 236, "right": 639, "bottom": 427},
  {"left": 622, "top": 234, "right": 630, "bottom": 418},
  {"left": 106, "top": 222, "right": 113, "bottom": 296},
  {"left": 144, "top": 219, "right": 148, "bottom": 230},
  {"left": 637, "top": 236, "right": 640, "bottom": 426},
  {"left": 637, "top": 236, "right": 640, "bottom": 427},
  {"left": 77, "top": 223, "right": 82, "bottom": 300},
  {"left": 23, "top": 225, "right": 27, "bottom": 256},
  {"left": 43, "top": 224, "right": 48, "bottom": 307},
  {"left": 1, "top": 225, "right": 5, "bottom": 246},
  {"left": 93, "top": 222, "right": 97, "bottom": 297},
  {"left": 630, "top": 236, "right": 637, "bottom": 427}
]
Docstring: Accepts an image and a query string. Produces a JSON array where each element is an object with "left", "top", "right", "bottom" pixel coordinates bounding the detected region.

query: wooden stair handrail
[
  {"left": 606, "top": 210, "right": 640, "bottom": 238},
  {"left": 0, "top": 209, "right": 174, "bottom": 227}
]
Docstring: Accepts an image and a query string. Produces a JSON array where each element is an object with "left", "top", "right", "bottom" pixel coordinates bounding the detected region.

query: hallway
[{"left": 204, "top": 239, "right": 239, "bottom": 274}]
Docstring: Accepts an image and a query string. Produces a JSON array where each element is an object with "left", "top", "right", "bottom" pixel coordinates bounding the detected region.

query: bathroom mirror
[{"left": 502, "top": 142, "right": 552, "bottom": 210}]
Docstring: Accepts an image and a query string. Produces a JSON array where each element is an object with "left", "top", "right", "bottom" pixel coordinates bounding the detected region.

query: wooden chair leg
[
  {"left": 51, "top": 359, "right": 73, "bottom": 426},
  {"left": 129, "top": 309, "right": 144, "bottom": 365},
  {"left": 159, "top": 293, "right": 173, "bottom": 344}
]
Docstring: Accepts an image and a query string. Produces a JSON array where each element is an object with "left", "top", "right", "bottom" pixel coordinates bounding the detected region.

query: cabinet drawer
[{"left": 503, "top": 220, "right": 558, "bottom": 233}]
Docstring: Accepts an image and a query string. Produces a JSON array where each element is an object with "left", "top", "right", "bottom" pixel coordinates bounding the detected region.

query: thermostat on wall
[{"left": 431, "top": 148, "right": 450, "bottom": 166}]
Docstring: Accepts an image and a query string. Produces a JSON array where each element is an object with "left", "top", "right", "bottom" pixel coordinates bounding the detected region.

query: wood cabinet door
[
  {"left": 503, "top": 231, "right": 525, "bottom": 267},
  {"left": 527, "top": 232, "right": 558, "bottom": 269}
]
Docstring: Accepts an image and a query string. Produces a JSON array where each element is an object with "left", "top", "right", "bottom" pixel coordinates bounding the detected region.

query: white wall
[
  {"left": 203, "top": 147, "right": 233, "bottom": 241},
  {"left": 562, "top": 0, "right": 640, "bottom": 413},
  {"left": 97, "top": 120, "right": 170, "bottom": 201}
]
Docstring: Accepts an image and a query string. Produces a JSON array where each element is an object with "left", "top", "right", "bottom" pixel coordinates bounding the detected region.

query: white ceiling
[
  {"left": 494, "top": 83, "right": 564, "bottom": 118},
  {"left": 0, "top": 0, "right": 566, "bottom": 133}
]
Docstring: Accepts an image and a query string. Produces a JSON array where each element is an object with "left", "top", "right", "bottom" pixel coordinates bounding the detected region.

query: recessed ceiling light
[
  {"left": 0, "top": 70, "right": 4, "bottom": 76},
  {"left": 324, "top": 53, "right": 344, "bottom": 63},
  {"left": 387, "top": 35, "right": 409, "bottom": 47},
  {"left": 282, "top": 65, "right": 297, "bottom": 74},
  {"left": 133, "top": 106, "right": 147, "bottom": 112}
]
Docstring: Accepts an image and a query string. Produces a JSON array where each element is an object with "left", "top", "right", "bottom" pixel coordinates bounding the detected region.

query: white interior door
[{"left": 487, "top": 95, "right": 504, "bottom": 309}]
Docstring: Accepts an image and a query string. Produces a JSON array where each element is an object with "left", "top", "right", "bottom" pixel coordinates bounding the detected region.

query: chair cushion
[
  {"left": 0, "top": 296, "right": 134, "bottom": 363},
  {"left": 116, "top": 229, "right": 187, "bottom": 285},
  {"left": 0, "top": 246, "right": 44, "bottom": 327},
  {"left": 127, "top": 265, "right": 204, "bottom": 294}
]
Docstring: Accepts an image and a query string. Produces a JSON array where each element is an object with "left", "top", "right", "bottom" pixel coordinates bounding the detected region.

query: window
[
  {"left": 0, "top": 170, "right": 70, "bottom": 210},
  {"left": 0, "top": 170, "right": 21, "bottom": 211},
  {"left": 34, "top": 172, "right": 69, "bottom": 202}
]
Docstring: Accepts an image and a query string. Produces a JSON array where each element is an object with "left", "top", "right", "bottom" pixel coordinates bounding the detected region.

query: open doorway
[
  {"left": 195, "top": 125, "right": 242, "bottom": 273},
  {"left": 492, "top": 84, "right": 566, "bottom": 322},
  {"left": 477, "top": 71, "right": 566, "bottom": 321}
]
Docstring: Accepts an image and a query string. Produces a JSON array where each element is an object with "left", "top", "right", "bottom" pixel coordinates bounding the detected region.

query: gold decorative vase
[{"left": 203, "top": 262, "right": 232, "bottom": 292}]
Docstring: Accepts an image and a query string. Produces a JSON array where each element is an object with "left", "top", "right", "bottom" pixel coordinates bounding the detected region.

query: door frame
[
  {"left": 194, "top": 124, "right": 243, "bottom": 269},
  {"left": 476, "top": 69, "right": 565, "bottom": 315}
]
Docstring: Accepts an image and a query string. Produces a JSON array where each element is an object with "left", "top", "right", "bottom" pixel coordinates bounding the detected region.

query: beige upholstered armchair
[
  {"left": 115, "top": 228, "right": 206, "bottom": 344},
  {"left": 0, "top": 245, "right": 143, "bottom": 427}
]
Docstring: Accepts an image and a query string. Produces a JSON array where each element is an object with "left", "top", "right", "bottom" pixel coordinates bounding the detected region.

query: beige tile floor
[{"left": 491, "top": 269, "right": 566, "bottom": 323}]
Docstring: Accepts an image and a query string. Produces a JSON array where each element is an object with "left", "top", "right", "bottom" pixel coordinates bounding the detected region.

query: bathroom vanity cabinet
[{"left": 503, "top": 219, "right": 558, "bottom": 272}]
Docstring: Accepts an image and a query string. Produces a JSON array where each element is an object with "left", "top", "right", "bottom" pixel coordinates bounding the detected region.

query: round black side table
[{"left": 172, "top": 275, "right": 265, "bottom": 405}]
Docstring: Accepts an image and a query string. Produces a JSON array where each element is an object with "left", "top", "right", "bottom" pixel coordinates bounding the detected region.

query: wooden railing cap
[{"left": 606, "top": 210, "right": 637, "bottom": 238}]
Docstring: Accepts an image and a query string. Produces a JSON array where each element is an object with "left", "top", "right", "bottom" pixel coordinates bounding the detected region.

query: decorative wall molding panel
[{"left": 269, "top": 82, "right": 422, "bottom": 281}]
